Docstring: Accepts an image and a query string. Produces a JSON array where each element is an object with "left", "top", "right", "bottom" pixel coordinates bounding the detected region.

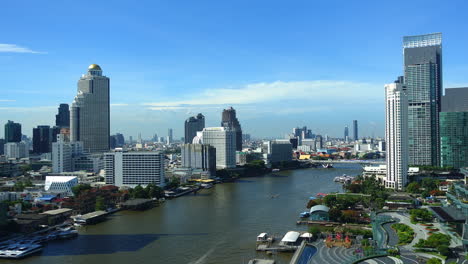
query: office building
[
  {"left": 440, "top": 88, "right": 468, "bottom": 168},
  {"left": 385, "top": 80, "right": 409, "bottom": 191},
  {"left": 315, "top": 135, "right": 323, "bottom": 150},
  {"left": 184, "top": 113, "right": 205, "bottom": 144},
  {"left": 33, "top": 126, "right": 52, "bottom": 154},
  {"left": 44, "top": 176, "right": 78, "bottom": 196},
  {"left": 181, "top": 143, "right": 216, "bottom": 176},
  {"left": 404, "top": 33, "right": 442, "bottom": 166},
  {"left": 104, "top": 151, "right": 165, "bottom": 187},
  {"left": 263, "top": 140, "right": 292, "bottom": 164},
  {"left": 72, "top": 154, "right": 103, "bottom": 173},
  {"left": 198, "top": 127, "right": 236, "bottom": 169},
  {"left": 353, "top": 120, "right": 358, "bottom": 140},
  {"left": 55, "top": 104, "right": 70, "bottom": 128},
  {"left": 4, "top": 142, "right": 29, "bottom": 159},
  {"left": 167, "top": 128, "right": 173, "bottom": 144},
  {"left": 344, "top": 125, "right": 349, "bottom": 142},
  {"left": 221, "top": 107, "right": 242, "bottom": 151},
  {"left": 4, "top": 120, "right": 21, "bottom": 143},
  {"left": 70, "top": 64, "right": 110, "bottom": 153},
  {"left": 0, "top": 139, "right": 4, "bottom": 155},
  {"left": 52, "top": 134, "right": 84, "bottom": 173}
]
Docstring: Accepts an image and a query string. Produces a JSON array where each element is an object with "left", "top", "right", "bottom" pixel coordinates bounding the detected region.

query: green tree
[
  {"left": 328, "top": 208, "right": 342, "bottom": 221},
  {"left": 406, "top": 182, "right": 421, "bottom": 193},
  {"left": 132, "top": 185, "right": 147, "bottom": 198},
  {"left": 95, "top": 196, "right": 106, "bottom": 211},
  {"left": 72, "top": 184, "right": 92, "bottom": 196},
  {"left": 422, "top": 178, "right": 438, "bottom": 191},
  {"left": 436, "top": 245, "right": 449, "bottom": 256},
  {"left": 426, "top": 258, "right": 442, "bottom": 264},
  {"left": 166, "top": 177, "right": 180, "bottom": 189}
]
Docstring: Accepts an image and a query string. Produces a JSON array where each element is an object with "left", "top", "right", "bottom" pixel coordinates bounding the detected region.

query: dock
[
  {"left": 73, "top": 210, "right": 108, "bottom": 225},
  {"left": 256, "top": 244, "right": 298, "bottom": 252},
  {"left": 122, "top": 198, "right": 156, "bottom": 210}
]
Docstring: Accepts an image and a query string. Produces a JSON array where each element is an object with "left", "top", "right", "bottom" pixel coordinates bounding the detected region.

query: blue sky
[{"left": 1, "top": 0, "right": 468, "bottom": 139}]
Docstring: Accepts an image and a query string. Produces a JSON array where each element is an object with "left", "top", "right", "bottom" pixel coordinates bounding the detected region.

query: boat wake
[{"left": 188, "top": 240, "right": 223, "bottom": 264}]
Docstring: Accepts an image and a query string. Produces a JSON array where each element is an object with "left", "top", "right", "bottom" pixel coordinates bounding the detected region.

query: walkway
[{"left": 308, "top": 241, "right": 356, "bottom": 264}]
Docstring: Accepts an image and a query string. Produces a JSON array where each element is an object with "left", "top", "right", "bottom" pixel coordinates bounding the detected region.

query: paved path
[
  {"left": 308, "top": 241, "right": 356, "bottom": 264},
  {"left": 381, "top": 212, "right": 428, "bottom": 249}
]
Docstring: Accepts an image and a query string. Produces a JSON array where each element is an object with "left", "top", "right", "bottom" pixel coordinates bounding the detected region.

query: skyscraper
[
  {"left": 184, "top": 113, "right": 205, "bottom": 144},
  {"left": 344, "top": 125, "right": 349, "bottom": 141},
  {"left": 440, "top": 87, "right": 468, "bottom": 168},
  {"left": 33, "top": 125, "right": 52, "bottom": 154},
  {"left": 167, "top": 128, "right": 173, "bottom": 144},
  {"left": 221, "top": 107, "right": 242, "bottom": 151},
  {"left": 352, "top": 120, "right": 358, "bottom": 140},
  {"left": 385, "top": 80, "right": 408, "bottom": 191},
  {"left": 4, "top": 120, "right": 22, "bottom": 143},
  {"left": 199, "top": 127, "right": 236, "bottom": 169},
  {"left": 55, "top": 104, "right": 70, "bottom": 128},
  {"left": 403, "top": 33, "right": 442, "bottom": 166},
  {"left": 70, "top": 64, "right": 110, "bottom": 153}
]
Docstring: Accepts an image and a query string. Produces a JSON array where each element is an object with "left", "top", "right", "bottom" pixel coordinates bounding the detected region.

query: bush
[
  {"left": 426, "top": 258, "right": 442, "bottom": 264},
  {"left": 392, "top": 223, "right": 415, "bottom": 245}
]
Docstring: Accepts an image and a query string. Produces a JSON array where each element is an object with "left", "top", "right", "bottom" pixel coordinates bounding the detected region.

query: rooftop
[{"left": 41, "top": 208, "right": 73, "bottom": 215}]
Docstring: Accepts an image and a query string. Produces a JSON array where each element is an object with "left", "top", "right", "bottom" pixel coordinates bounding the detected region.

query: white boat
[
  {"left": 0, "top": 243, "right": 43, "bottom": 259},
  {"left": 257, "top": 233, "right": 275, "bottom": 243},
  {"left": 272, "top": 169, "right": 280, "bottom": 172},
  {"left": 200, "top": 183, "right": 213, "bottom": 189}
]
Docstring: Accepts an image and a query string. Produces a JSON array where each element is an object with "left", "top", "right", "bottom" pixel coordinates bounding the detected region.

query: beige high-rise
[{"left": 70, "top": 64, "right": 110, "bottom": 153}]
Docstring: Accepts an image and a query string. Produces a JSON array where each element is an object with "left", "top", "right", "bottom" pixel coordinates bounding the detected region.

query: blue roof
[{"left": 38, "top": 195, "right": 56, "bottom": 201}]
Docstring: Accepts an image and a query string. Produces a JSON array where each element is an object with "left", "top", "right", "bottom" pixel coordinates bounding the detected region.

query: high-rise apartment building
[
  {"left": 104, "top": 151, "right": 165, "bottom": 187},
  {"left": 33, "top": 125, "right": 52, "bottom": 154},
  {"left": 184, "top": 113, "right": 205, "bottom": 144},
  {"left": 70, "top": 64, "right": 110, "bottom": 153},
  {"left": 440, "top": 87, "right": 468, "bottom": 168},
  {"left": 221, "top": 107, "right": 242, "bottom": 151},
  {"left": 353, "top": 120, "right": 358, "bottom": 140},
  {"left": 4, "top": 142, "right": 29, "bottom": 159},
  {"left": 403, "top": 33, "right": 442, "bottom": 166},
  {"left": 167, "top": 128, "right": 173, "bottom": 144},
  {"left": 385, "top": 80, "right": 409, "bottom": 191},
  {"left": 55, "top": 104, "right": 70, "bottom": 128},
  {"left": 4, "top": 120, "right": 21, "bottom": 143},
  {"left": 198, "top": 127, "right": 236, "bottom": 169},
  {"left": 52, "top": 134, "right": 84, "bottom": 173},
  {"left": 263, "top": 140, "right": 292, "bottom": 164}
]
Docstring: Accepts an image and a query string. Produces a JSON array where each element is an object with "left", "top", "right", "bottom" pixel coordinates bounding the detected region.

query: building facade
[
  {"left": 352, "top": 120, "right": 358, "bottom": 140},
  {"left": 55, "top": 103, "right": 70, "bottom": 128},
  {"left": 181, "top": 143, "right": 216, "bottom": 176},
  {"left": 4, "top": 142, "right": 29, "bottom": 159},
  {"left": 104, "top": 151, "right": 165, "bottom": 187},
  {"left": 52, "top": 134, "right": 84, "bottom": 173},
  {"left": 221, "top": 107, "right": 242, "bottom": 151},
  {"left": 70, "top": 64, "right": 110, "bottom": 153},
  {"left": 199, "top": 127, "right": 236, "bottom": 169},
  {"left": 385, "top": 80, "right": 409, "bottom": 191},
  {"left": 440, "top": 87, "right": 468, "bottom": 168},
  {"left": 4, "top": 120, "right": 21, "bottom": 143},
  {"left": 44, "top": 176, "right": 78, "bottom": 196},
  {"left": 263, "top": 140, "right": 292, "bottom": 164},
  {"left": 184, "top": 113, "right": 205, "bottom": 144},
  {"left": 33, "top": 125, "right": 53, "bottom": 154},
  {"left": 403, "top": 33, "right": 442, "bottom": 166}
]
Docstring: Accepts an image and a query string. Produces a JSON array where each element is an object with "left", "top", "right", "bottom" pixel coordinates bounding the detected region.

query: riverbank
[{"left": 10, "top": 165, "right": 363, "bottom": 264}]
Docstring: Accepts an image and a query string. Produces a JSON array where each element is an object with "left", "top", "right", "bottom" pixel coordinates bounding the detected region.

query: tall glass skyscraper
[
  {"left": 4, "top": 120, "right": 22, "bottom": 143},
  {"left": 70, "top": 64, "right": 110, "bottom": 153},
  {"left": 440, "top": 87, "right": 468, "bottom": 169},
  {"left": 221, "top": 107, "right": 242, "bottom": 151},
  {"left": 403, "top": 33, "right": 442, "bottom": 166},
  {"left": 55, "top": 103, "right": 70, "bottom": 128},
  {"left": 352, "top": 120, "right": 358, "bottom": 140}
]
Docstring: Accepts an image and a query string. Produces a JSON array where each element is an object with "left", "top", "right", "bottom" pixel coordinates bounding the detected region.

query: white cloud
[
  {"left": 143, "top": 80, "right": 382, "bottom": 110},
  {"left": 0, "top": 44, "right": 44, "bottom": 54},
  {"left": 110, "top": 103, "right": 129, "bottom": 107},
  {"left": 0, "top": 99, "right": 16, "bottom": 102},
  {"left": 0, "top": 106, "right": 55, "bottom": 111}
]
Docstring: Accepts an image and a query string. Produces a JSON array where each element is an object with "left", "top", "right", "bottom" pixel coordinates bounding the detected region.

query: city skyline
[{"left": 1, "top": 1, "right": 468, "bottom": 139}]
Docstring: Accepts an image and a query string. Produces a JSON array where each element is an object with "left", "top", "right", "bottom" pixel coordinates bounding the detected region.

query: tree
[
  {"left": 426, "top": 258, "right": 442, "bottom": 264},
  {"left": 132, "top": 185, "right": 147, "bottom": 198},
  {"left": 166, "top": 177, "right": 180, "bottom": 190},
  {"left": 422, "top": 178, "right": 438, "bottom": 191},
  {"left": 72, "top": 184, "right": 91, "bottom": 197},
  {"left": 406, "top": 182, "right": 421, "bottom": 193},
  {"left": 95, "top": 196, "right": 106, "bottom": 211},
  {"left": 328, "top": 208, "right": 342, "bottom": 221},
  {"left": 436, "top": 245, "right": 449, "bottom": 256}
]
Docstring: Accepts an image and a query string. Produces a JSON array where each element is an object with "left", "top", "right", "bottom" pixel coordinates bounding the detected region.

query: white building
[
  {"left": 52, "top": 134, "right": 83, "bottom": 173},
  {"left": 198, "top": 127, "right": 236, "bottom": 169},
  {"left": 44, "top": 176, "right": 78, "bottom": 196},
  {"left": 4, "top": 142, "right": 29, "bottom": 159},
  {"left": 72, "top": 153, "right": 103, "bottom": 173},
  {"left": 181, "top": 143, "right": 216, "bottom": 176},
  {"left": 104, "top": 151, "right": 165, "bottom": 188},
  {"left": 70, "top": 64, "right": 110, "bottom": 153},
  {"left": 385, "top": 81, "right": 409, "bottom": 190}
]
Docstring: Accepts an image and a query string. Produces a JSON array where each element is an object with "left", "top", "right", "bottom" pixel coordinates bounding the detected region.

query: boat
[
  {"left": 333, "top": 174, "right": 355, "bottom": 184},
  {"left": 0, "top": 243, "right": 43, "bottom": 259},
  {"left": 200, "top": 183, "right": 213, "bottom": 189},
  {"left": 299, "top": 212, "right": 310, "bottom": 218},
  {"left": 257, "top": 233, "right": 275, "bottom": 243},
  {"left": 322, "top": 164, "right": 333, "bottom": 168},
  {"left": 272, "top": 169, "right": 280, "bottom": 172}
]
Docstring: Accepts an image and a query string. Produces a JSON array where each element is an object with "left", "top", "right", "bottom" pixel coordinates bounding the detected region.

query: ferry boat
[
  {"left": 333, "top": 174, "right": 355, "bottom": 184},
  {"left": 0, "top": 243, "right": 43, "bottom": 259},
  {"left": 322, "top": 164, "right": 333, "bottom": 169},
  {"left": 256, "top": 233, "right": 275, "bottom": 243},
  {"left": 272, "top": 169, "right": 280, "bottom": 172}
]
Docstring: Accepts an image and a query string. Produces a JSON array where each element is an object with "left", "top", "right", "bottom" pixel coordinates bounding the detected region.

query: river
[{"left": 8, "top": 165, "right": 362, "bottom": 264}]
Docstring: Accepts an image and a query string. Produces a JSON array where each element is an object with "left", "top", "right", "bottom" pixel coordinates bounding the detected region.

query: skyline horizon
[{"left": 2, "top": 1, "right": 468, "bottom": 139}]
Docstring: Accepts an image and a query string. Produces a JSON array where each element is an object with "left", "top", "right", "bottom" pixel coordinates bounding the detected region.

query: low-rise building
[{"left": 44, "top": 176, "right": 78, "bottom": 196}]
